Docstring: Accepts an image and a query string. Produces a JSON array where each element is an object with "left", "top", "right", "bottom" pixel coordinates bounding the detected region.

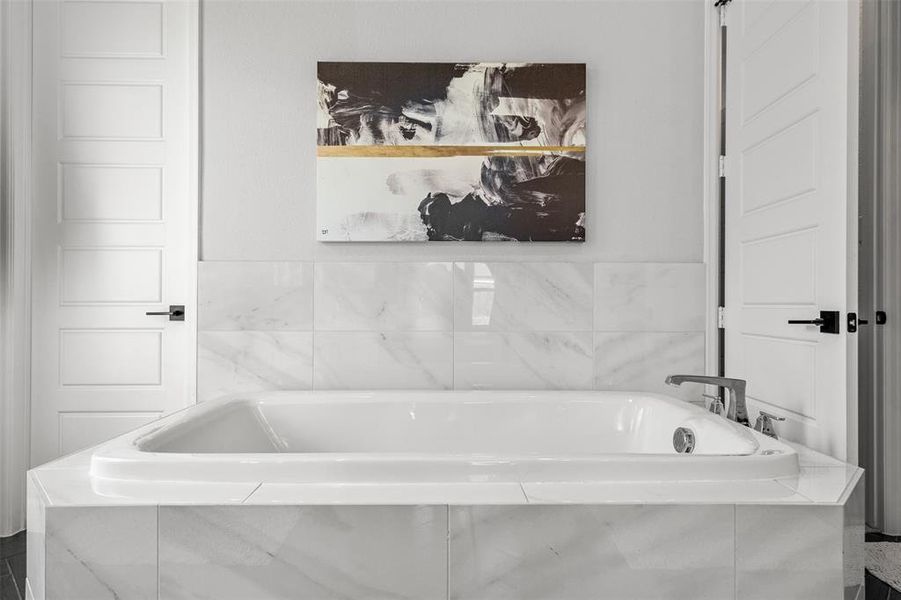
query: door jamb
[
  {"left": 187, "top": 0, "right": 200, "bottom": 405},
  {"left": 704, "top": 1, "right": 725, "bottom": 392},
  {"left": 0, "top": 0, "right": 33, "bottom": 536}
]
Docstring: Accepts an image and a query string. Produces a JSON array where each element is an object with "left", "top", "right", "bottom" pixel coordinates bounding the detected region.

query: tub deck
[
  {"left": 25, "top": 391, "right": 863, "bottom": 600},
  {"left": 87, "top": 391, "right": 799, "bottom": 489}
]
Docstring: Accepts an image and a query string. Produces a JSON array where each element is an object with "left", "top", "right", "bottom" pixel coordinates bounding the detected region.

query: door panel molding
[
  {"left": 30, "top": 0, "right": 198, "bottom": 466},
  {"left": 723, "top": 0, "right": 858, "bottom": 461}
]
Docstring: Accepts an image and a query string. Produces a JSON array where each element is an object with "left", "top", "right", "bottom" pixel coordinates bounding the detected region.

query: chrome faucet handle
[
  {"left": 701, "top": 393, "right": 725, "bottom": 415},
  {"left": 753, "top": 411, "right": 785, "bottom": 439}
]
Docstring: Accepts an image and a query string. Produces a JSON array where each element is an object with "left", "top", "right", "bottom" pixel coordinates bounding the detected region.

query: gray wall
[{"left": 197, "top": 0, "right": 709, "bottom": 397}]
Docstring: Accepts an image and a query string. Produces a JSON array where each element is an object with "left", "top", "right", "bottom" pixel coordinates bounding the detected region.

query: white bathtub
[{"left": 89, "top": 391, "right": 799, "bottom": 486}]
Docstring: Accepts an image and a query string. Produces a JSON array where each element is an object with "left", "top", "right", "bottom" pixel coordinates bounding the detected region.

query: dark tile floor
[
  {"left": 868, "top": 569, "right": 901, "bottom": 600},
  {"left": 0, "top": 532, "right": 25, "bottom": 600},
  {"left": 867, "top": 532, "right": 901, "bottom": 600},
  {"left": 0, "top": 530, "right": 898, "bottom": 599}
]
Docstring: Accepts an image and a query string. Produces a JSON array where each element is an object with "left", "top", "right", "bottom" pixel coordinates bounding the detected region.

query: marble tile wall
[{"left": 197, "top": 261, "right": 707, "bottom": 400}]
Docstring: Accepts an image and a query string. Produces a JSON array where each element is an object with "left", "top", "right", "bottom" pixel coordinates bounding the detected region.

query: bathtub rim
[{"left": 84, "top": 390, "right": 802, "bottom": 486}]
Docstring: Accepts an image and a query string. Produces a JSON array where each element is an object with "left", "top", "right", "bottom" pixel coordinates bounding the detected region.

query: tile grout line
[
  {"left": 451, "top": 262, "right": 456, "bottom": 390},
  {"left": 156, "top": 504, "right": 160, "bottom": 600},
  {"left": 591, "top": 263, "right": 597, "bottom": 391},
  {"left": 2, "top": 557, "right": 22, "bottom": 600},
  {"left": 732, "top": 504, "right": 737, "bottom": 600},
  {"left": 241, "top": 482, "right": 264, "bottom": 503},
  {"left": 771, "top": 477, "right": 820, "bottom": 504},
  {"left": 311, "top": 264, "right": 316, "bottom": 391},
  {"left": 445, "top": 505, "right": 450, "bottom": 600},
  {"left": 303, "top": 328, "right": 686, "bottom": 334}
]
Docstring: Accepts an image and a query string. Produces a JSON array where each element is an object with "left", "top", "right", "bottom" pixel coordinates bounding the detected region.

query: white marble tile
[
  {"left": 26, "top": 474, "right": 46, "bottom": 600},
  {"left": 33, "top": 467, "right": 259, "bottom": 506},
  {"left": 245, "top": 482, "right": 528, "bottom": 505},
  {"left": 313, "top": 332, "right": 453, "bottom": 389},
  {"left": 449, "top": 505, "right": 734, "bottom": 599},
  {"left": 454, "top": 332, "right": 593, "bottom": 390},
  {"left": 45, "top": 506, "right": 157, "bottom": 600},
  {"left": 199, "top": 261, "right": 313, "bottom": 330},
  {"left": 453, "top": 262, "right": 593, "bottom": 331},
  {"left": 784, "top": 441, "right": 849, "bottom": 468},
  {"left": 33, "top": 447, "right": 93, "bottom": 470},
  {"left": 522, "top": 479, "right": 809, "bottom": 505},
  {"left": 594, "top": 332, "right": 705, "bottom": 399},
  {"left": 314, "top": 262, "right": 453, "bottom": 331},
  {"left": 843, "top": 476, "right": 864, "bottom": 597},
  {"left": 197, "top": 331, "right": 313, "bottom": 401},
  {"left": 736, "top": 504, "right": 844, "bottom": 600},
  {"left": 774, "top": 466, "right": 862, "bottom": 505},
  {"left": 159, "top": 505, "right": 447, "bottom": 600},
  {"left": 594, "top": 262, "right": 706, "bottom": 332}
]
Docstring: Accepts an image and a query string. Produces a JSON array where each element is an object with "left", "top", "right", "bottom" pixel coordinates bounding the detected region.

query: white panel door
[
  {"left": 30, "top": 0, "right": 197, "bottom": 465},
  {"left": 724, "top": 0, "right": 858, "bottom": 459}
]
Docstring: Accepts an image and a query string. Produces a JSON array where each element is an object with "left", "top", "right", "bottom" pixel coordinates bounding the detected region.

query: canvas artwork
[{"left": 316, "top": 62, "right": 586, "bottom": 242}]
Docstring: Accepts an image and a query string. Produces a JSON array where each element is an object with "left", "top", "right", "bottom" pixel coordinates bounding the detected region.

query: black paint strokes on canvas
[
  {"left": 418, "top": 156, "right": 585, "bottom": 241},
  {"left": 317, "top": 62, "right": 585, "bottom": 146},
  {"left": 317, "top": 62, "right": 462, "bottom": 146},
  {"left": 317, "top": 62, "right": 587, "bottom": 242}
]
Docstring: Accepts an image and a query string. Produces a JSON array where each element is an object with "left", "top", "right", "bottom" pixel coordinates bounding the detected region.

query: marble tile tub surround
[
  {"left": 197, "top": 261, "right": 706, "bottom": 399},
  {"left": 24, "top": 443, "right": 863, "bottom": 599},
  {"left": 25, "top": 475, "right": 864, "bottom": 600}
]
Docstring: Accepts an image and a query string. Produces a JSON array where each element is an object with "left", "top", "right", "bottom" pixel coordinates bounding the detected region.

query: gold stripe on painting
[{"left": 316, "top": 145, "right": 586, "bottom": 158}]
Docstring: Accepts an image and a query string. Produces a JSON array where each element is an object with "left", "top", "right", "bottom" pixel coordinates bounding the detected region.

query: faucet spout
[{"left": 665, "top": 374, "right": 750, "bottom": 427}]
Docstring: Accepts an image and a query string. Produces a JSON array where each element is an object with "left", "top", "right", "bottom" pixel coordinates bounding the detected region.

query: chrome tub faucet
[
  {"left": 665, "top": 375, "right": 751, "bottom": 427},
  {"left": 753, "top": 411, "right": 785, "bottom": 439}
]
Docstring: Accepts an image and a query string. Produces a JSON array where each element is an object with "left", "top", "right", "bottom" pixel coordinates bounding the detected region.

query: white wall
[
  {"left": 202, "top": 0, "right": 705, "bottom": 262},
  {"left": 198, "top": 0, "right": 709, "bottom": 396}
]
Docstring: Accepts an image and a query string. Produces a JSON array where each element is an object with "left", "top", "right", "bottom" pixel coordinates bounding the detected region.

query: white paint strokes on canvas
[{"left": 317, "top": 156, "right": 486, "bottom": 241}]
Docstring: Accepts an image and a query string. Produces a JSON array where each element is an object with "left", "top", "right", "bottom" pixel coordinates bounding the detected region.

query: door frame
[
  {"left": 1, "top": 0, "right": 200, "bottom": 532},
  {"left": 844, "top": 0, "right": 861, "bottom": 467},
  {"left": 703, "top": 2, "right": 723, "bottom": 384},
  {"left": 0, "top": 0, "right": 33, "bottom": 536},
  {"left": 703, "top": 0, "right": 860, "bottom": 462},
  {"left": 859, "top": 0, "right": 901, "bottom": 533},
  {"left": 186, "top": 0, "right": 201, "bottom": 404}
]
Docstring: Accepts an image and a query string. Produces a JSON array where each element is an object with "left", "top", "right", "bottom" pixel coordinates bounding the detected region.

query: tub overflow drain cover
[{"left": 673, "top": 427, "right": 696, "bottom": 454}]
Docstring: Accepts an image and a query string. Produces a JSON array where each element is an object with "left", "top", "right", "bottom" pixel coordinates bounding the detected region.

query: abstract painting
[{"left": 316, "top": 62, "right": 586, "bottom": 242}]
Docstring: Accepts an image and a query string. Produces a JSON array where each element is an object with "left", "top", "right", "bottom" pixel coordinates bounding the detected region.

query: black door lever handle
[
  {"left": 145, "top": 304, "right": 185, "bottom": 322},
  {"left": 787, "top": 310, "right": 840, "bottom": 334}
]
